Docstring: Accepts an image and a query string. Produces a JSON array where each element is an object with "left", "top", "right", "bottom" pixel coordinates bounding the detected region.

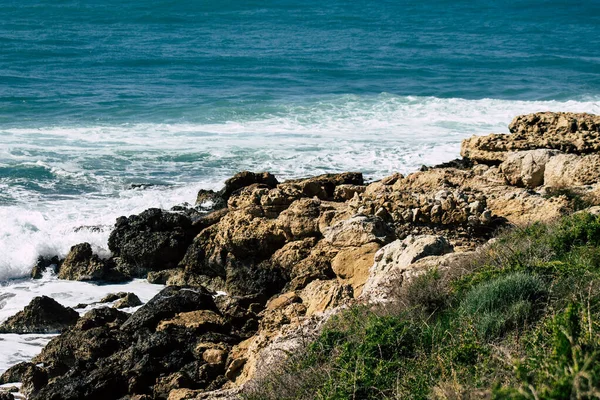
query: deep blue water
[
  {"left": 0, "top": 0, "right": 599, "bottom": 278},
  {"left": 1, "top": 0, "right": 599, "bottom": 127}
]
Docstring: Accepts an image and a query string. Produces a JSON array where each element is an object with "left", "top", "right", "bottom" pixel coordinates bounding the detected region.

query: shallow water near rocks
[{"left": 0, "top": 273, "right": 164, "bottom": 375}]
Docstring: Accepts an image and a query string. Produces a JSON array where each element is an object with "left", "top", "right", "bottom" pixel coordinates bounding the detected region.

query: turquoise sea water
[{"left": 0, "top": 0, "right": 600, "bottom": 278}]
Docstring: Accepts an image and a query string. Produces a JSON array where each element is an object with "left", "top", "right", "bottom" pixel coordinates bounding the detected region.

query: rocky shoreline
[{"left": 1, "top": 111, "right": 599, "bottom": 400}]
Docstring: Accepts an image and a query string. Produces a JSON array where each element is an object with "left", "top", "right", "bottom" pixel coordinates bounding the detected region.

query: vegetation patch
[{"left": 243, "top": 213, "right": 600, "bottom": 400}]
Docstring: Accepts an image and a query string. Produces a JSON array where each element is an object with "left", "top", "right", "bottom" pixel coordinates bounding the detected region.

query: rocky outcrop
[
  {"left": 462, "top": 112, "right": 600, "bottom": 164},
  {"left": 57, "top": 242, "right": 125, "bottom": 282},
  {"left": 499, "top": 149, "right": 559, "bottom": 188},
  {"left": 0, "top": 296, "right": 79, "bottom": 334},
  {"left": 361, "top": 235, "right": 453, "bottom": 303},
  {"left": 12, "top": 112, "right": 600, "bottom": 400},
  {"left": 108, "top": 208, "right": 197, "bottom": 277}
]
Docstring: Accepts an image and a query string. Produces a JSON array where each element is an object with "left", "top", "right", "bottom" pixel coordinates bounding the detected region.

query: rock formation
[{"left": 5, "top": 112, "right": 599, "bottom": 399}]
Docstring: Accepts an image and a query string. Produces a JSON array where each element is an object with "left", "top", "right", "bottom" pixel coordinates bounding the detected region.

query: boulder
[
  {"left": 31, "top": 255, "right": 61, "bottom": 279},
  {"left": 330, "top": 242, "right": 380, "bottom": 293},
  {"left": 220, "top": 171, "right": 278, "bottom": 201},
  {"left": 499, "top": 149, "right": 559, "bottom": 188},
  {"left": 0, "top": 362, "right": 47, "bottom": 396},
  {"left": 544, "top": 153, "right": 600, "bottom": 187},
  {"left": 58, "top": 243, "right": 119, "bottom": 281},
  {"left": 0, "top": 296, "right": 79, "bottom": 334},
  {"left": 278, "top": 172, "right": 363, "bottom": 201},
  {"left": 120, "top": 286, "right": 216, "bottom": 332},
  {"left": 361, "top": 235, "right": 453, "bottom": 302},
  {"left": 100, "top": 292, "right": 143, "bottom": 309},
  {"left": 322, "top": 215, "right": 393, "bottom": 248},
  {"left": 108, "top": 208, "right": 195, "bottom": 277}
]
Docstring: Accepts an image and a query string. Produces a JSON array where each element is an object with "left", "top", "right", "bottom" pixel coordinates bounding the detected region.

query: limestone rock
[
  {"left": 361, "top": 235, "right": 453, "bottom": 302},
  {"left": 221, "top": 171, "right": 278, "bottom": 201},
  {"left": 323, "top": 215, "right": 393, "bottom": 248},
  {"left": 462, "top": 112, "right": 600, "bottom": 164},
  {"left": 0, "top": 362, "right": 47, "bottom": 396},
  {"left": 330, "top": 242, "right": 380, "bottom": 293},
  {"left": 499, "top": 149, "right": 559, "bottom": 188},
  {"left": 544, "top": 153, "right": 600, "bottom": 187},
  {"left": 0, "top": 296, "right": 79, "bottom": 334},
  {"left": 278, "top": 172, "right": 363, "bottom": 201}
]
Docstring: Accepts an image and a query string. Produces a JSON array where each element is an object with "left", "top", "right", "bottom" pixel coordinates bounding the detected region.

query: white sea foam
[
  {"left": 0, "top": 94, "right": 599, "bottom": 377},
  {"left": 0, "top": 273, "right": 164, "bottom": 374},
  {"left": 1, "top": 95, "right": 599, "bottom": 280}
]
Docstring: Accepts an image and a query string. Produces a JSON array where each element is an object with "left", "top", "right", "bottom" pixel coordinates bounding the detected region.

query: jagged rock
[
  {"left": 99, "top": 292, "right": 143, "bottom": 309},
  {"left": 278, "top": 172, "right": 363, "bottom": 201},
  {"left": 361, "top": 235, "right": 453, "bottom": 302},
  {"left": 0, "top": 296, "right": 79, "bottom": 334},
  {"left": 298, "top": 279, "right": 353, "bottom": 316},
  {"left": 58, "top": 243, "right": 121, "bottom": 282},
  {"left": 322, "top": 215, "right": 393, "bottom": 248},
  {"left": 221, "top": 171, "right": 279, "bottom": 201},
  {"left": 499, "top": 149, "right": 559, "bottom": 188},
  {"left": 276, "top": 198, "right": 322, "bottom": 240},
  {"left": 461, "top": 112, "right": 600, "bottom": 164},
  {"left": 120, "top": 286, "right": 216, "bottom": 332},
  {"left": 108, "top": 208, "right": 196, "bottom": 277},
  {"left": 31, "top": 255, "right": 61, "bottom": 279},
  {"left": 0, "top": 362, "right": 47, "bottom": 396},
  {"left": 0, "top": 391, "right": 14, "bottom": 400},
  {"left": 544, "top": 153, "right": 600, "bottom": 187}
]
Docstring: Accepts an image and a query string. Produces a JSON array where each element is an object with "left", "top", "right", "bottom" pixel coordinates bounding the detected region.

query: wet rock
[
  {"left": 0, "top": 362, "right": 47, "bottom": 396},
  {"left": 31, "top": 255, "right": 61, "bottom": 279},
  {"left": 58, "top": 243, "right": 122, "bottom": 282},
  {"left": 0, "top": 391, "right": 14, "bottom": 400},
  {"left": 100, "top": 292, "right": 143, "bottom": 309},
  {"left": 120, "top": 286, "right": 216, "bottom": 333},
  {"left": 0, "top": 296, "right": 79, "bottom": 334},
  {"left": 108, "top": 208, "right": 196, "bottom": 277}
]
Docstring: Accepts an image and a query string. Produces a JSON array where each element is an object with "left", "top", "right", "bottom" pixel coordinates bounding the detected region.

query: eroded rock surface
[
  {"left": 0, "top": 296, "right": 79, "bottom": 334},
  {"left": 14, "top": 113, "right": 600, "bottom": 399}
]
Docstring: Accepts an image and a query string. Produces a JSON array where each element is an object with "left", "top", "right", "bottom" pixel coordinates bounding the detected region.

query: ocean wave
[{"left": 0, "top": 94, "right": 599, "bottom": 280}]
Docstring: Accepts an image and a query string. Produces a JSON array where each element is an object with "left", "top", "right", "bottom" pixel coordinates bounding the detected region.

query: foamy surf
[
  {"left": 1, "top": 95, "right": 600, "bottom": 280},
  {"left": 0, "top": 273, "right": 164, "bottom": 374}
]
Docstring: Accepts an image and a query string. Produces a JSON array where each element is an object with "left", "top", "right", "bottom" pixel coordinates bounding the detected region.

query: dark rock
[
  {"left": 0, "top": 392, "right": 14, "bottom": 400},
  {"left": 120, "top": 286, "right": 216, "bottom": 333},
  {"left": 196, "top": 189, "right": 227, "bottom": 210},
  {"left": 114, "top": 293, "right": 143, "bottom": 309},
  {"left": 220, "top": 171, "right": 278, "bottom": 201},
  {"left": 108, "top": 208, "right": 196, "bottom": 277},
  {"left": 99, "top": 292, "right": 143, "bottom": 309},
  {"left": 0, "top": 296, "right": 79, "bottom": 334},
  {"left": 31, "top": 255, "right": 61, "bottom": 279},
  {"left": 0, "top": 362, "right": 47, "bottom": 396},
  {"left": 57, "top": 243, "right": 124, "bottom": 282}
]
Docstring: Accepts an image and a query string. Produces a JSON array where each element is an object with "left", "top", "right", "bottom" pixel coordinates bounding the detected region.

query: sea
[{"left": 0, "top": 0, "right": 599, "bottom": 374}]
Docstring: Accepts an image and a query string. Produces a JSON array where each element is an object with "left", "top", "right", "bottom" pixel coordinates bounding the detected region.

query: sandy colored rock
[
  {"left": 544, "top": 153, "right": 600, "bottom": 187},
  {"left": 361, "top": 235, "right": 453, "bottom": 302},
  {"left": 330, "top": 242, "right": 380, "bottom": 294},
  {"left": 462, "top": 112, "right": 600, "bottom": 164},
  {"left": 157, "top": 310, "right": 226, "bottom": 332},
  {"left": 323, "top": 215, "right": 393, "bottom": 247},
  {"left": 499, "top": 149, "right": 559, "bottom": 188}
]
